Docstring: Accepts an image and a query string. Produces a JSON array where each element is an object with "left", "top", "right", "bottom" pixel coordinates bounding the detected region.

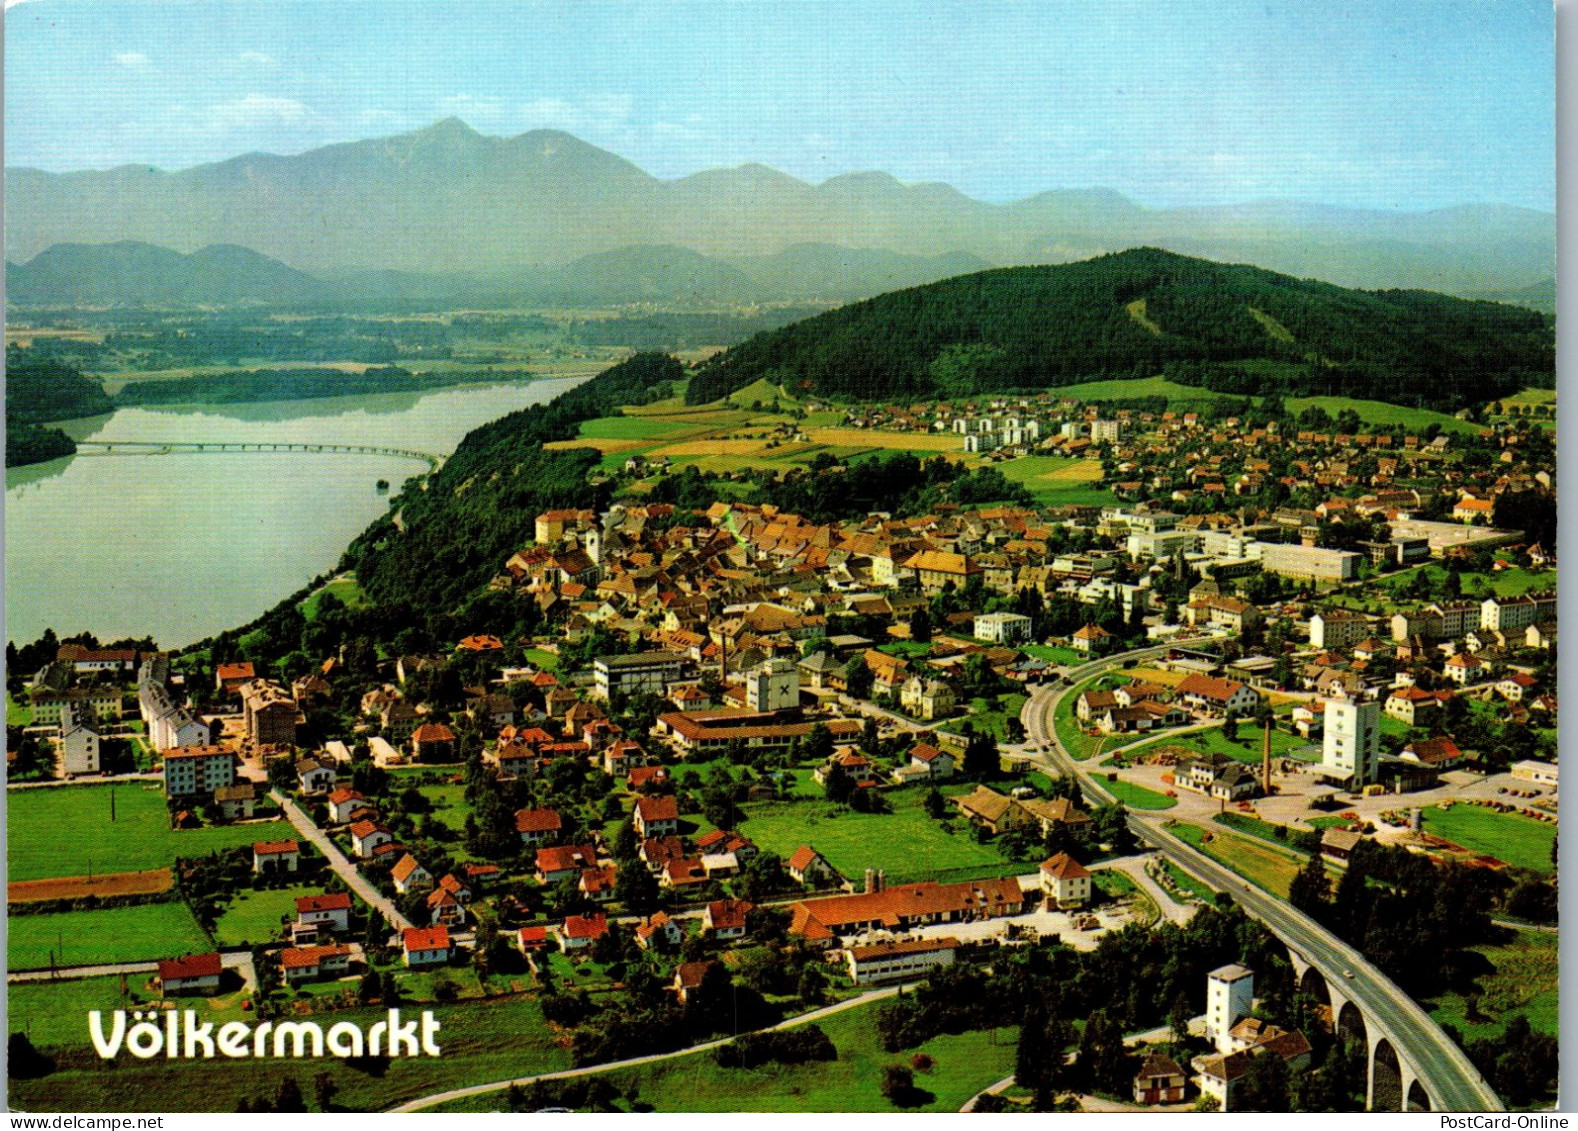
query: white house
[
  {"left": 402, "top": 926, "right": 450, "bottom": 967},
  {"left": 391, "top": 853, "right": 434, "bottom": 894},
  {"left": 252, "top": 839, "right": 300, "bottom": 874},
  {"left": 845, "top": 936, "right": 960, "bottom": 985},
  {"left": 1038, "top": 853, "right": 1093, "bottom": 909}
]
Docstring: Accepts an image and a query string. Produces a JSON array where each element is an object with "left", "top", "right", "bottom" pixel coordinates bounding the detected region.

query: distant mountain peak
[{"left": 416, "top": 116, "right": 481, "bottom": 139}]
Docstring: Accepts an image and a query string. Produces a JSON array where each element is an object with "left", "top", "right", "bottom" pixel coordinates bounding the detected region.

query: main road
[
  {"left": 272, "top": 789, "right": 411, "bottom": 933},
  {"left": 1020, "top": 646, "right": 1503, "bottom": 1112}
]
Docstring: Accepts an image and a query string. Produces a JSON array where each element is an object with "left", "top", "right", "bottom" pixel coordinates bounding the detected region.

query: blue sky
[{"left": 3, "top": 0, "right": 1555, "bottom": 211}]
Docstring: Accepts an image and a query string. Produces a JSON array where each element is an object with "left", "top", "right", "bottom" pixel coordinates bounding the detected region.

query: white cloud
[
  {"left": 114, "top": 51, "right": 151, "bottom": 69},
  {"left": 204, "top": 93, "right": 313, "bottom": 133},
  {"left": 520, "top": 94, "right": 633, "bottom": 137},
  {"left": 238, "top": 50, "right": 276, "bottom": 67}
]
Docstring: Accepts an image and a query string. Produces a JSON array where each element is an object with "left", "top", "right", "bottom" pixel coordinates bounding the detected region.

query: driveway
[{"left": 272, "top": 789, "right": 411, "bottom": 934}]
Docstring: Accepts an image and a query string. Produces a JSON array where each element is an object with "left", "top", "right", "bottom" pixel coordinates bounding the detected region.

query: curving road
[
  {"left": 392, "top": 983, "right": 908, "bottom": 1112},
  {"left": 1020, "top": 650, "right": 1503, "bottom": 1113}
]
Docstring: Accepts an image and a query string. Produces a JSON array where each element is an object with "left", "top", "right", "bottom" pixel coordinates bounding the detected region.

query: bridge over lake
[{"left": 72, "top": 440, "right": 443, "bottom": 471}]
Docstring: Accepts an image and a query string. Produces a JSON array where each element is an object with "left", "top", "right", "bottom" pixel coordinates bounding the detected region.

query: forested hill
[{"left": 685, "top": 248, "right": 1554, "bottom": 410}]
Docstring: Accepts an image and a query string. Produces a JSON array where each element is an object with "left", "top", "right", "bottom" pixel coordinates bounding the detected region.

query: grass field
[
  {"left": 1122, "top": 724, "right": 1311, "bottom": 767},
  {"left": 1021, "top": 644, "right": 1081, "bottom": 665},
  {"left": 7, "top": 784, "right": 291, "bottom": 882},
  {"left": 962, "top": 693, "right": 1027, "bottom": 742},
  {"left": 578, "top": 416, "right": 698, "bottom": 440},
  {"left": 1095, "top": 775, "right": 1177, "bottom": 810},
  {"left": 725, "top": 377, "right": 801, "bottom": 409},
  {"left": 300, "top": 575, "right": 368, "bottom": 619},
  {"left": 739, "top": 787, "right": 1007, "bottom": 884},
  {"left": 1161, "top": 859, "right": 1217, "bottom": 902},
  {"left": 7, "top": 974, "right": 235, "bottom": 1048},
  {"left": 995, "top": 456, "right": 1114, "bottom": 505},
  {"left": 9, "top": 902, "right": 212, "bottom": 969},
  {"left": 1284, "top": 396, "right": 1481, "bottom": 436},
  {"left": 1426, "top": 929, "right": 1558, "bottom": 1043},
  {"left": 1171, "top": 824, "right": 1306, "bottom": 899},
  {"left": 8, "top": 690, "right": 34, "bottom": 726},
  {"left": 1049, "top": 376, "right": 1227, "bottom": 404},
  {"left": 9, "top": 995, "right": 573, "bottom": 1113},
  {"left": 434, "top": 997, "right": 1019, "bottom": 1114},
  {"left": 211, "top": 883, "right": 327, "bottom": 947},
  {"left": 1420, "top": 804, "right": 1556, "bottom": 874}
]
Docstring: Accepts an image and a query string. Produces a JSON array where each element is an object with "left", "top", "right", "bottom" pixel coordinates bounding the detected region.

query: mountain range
[{"left": 6, "top": 118, "right": 1555, "bottom": 300}]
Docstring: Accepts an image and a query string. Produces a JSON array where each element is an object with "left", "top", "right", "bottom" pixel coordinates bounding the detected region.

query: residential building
[
  {"left": 252, "top": 839, "right": 300, "bottom": 874},
  {"left": 402, "top": 925, "right": 450, "bottom": 966},
  {"left": 787, "top": 845, "right": 838, "bottom": 886},
  {"left": 702, "top": 899, "right": 753, "bottom": 941},
  {"left": 593, "top": 652, "right": 692, "bottom": 700},
  {"left": 349, "top": 820, "right": 394, "bottom": 858},
  {"left": 1175, "top": 673, "right": 1260, "bottom": 717},
  {"left": 558, "top": 913, "right": 608, "bottom": 951},
  {"left": 392, "top": 854, "right": 434, "bottom": 894},
  {"left": 157, "top": 952, "right": 223, "bottom": 996},
  {"left": 1309, "top": 610, "right": 1370, "bottom": 651},
  {"left": 410, "top": 722, "right": 457, "bottom": 762},
  {"left": 59, "top": 700, "right": 101, "bottom": 775},
  {"left": 1038, "top": 853, "right": 1092, "bottom": 909},
  {"left": 1134, "top": 1053, "right": 1188, "bottom": 1105},
  {"left": 241, "top": 680, "right": 299, "bottom": 748},
  {"left": 515, "top": 807, "right": 563, "bottom": 847},
  {"left": 973, "top": 612, "right": 1033, "bottom": 645},
  {"left": 294, "top": 892, "right": 352, "bottom": 937},
  {"left": 899, "top": 676, "right": 957, "bottom": 720},
  {"left": 162, "top": 744, "right": 236, "bottom": 799},
  {"left": 634, "top": 795, "right": 680, "bottom": 839},
  {"left": 281, "top": 944, "right": 354, "bottom": 984}
]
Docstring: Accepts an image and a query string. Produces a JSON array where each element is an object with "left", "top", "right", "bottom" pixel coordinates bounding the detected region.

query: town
[{"left": 6, "top": 388, "right": 1557, "bottom": 1113}]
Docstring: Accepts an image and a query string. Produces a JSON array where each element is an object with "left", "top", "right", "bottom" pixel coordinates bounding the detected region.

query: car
[{"left": 1342, "top": 969, "right": 1355, "bottom": 979}]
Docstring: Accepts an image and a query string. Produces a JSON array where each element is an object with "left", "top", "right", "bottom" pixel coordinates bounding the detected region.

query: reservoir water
[{"left": 4, "top": 377, "right": 586, "bottom": 650}]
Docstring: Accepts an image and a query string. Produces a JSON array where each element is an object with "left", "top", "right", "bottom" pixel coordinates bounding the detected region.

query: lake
[{"left": 4, "top": 377, "right": 586, "bottom": 650}]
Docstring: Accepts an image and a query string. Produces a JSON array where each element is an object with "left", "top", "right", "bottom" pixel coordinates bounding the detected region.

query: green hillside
[{"left": 685, "top": 248, "right": 1553, "bottom": 409}]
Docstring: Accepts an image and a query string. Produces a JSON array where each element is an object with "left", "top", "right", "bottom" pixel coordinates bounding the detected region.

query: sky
[{"left": 2, "top": 0, "right": 1556, "bottom": 212}]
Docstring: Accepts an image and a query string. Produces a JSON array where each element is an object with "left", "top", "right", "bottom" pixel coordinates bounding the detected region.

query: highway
[{"left": 1019, "top": 647, "right": 1504, "bottom": 1112}]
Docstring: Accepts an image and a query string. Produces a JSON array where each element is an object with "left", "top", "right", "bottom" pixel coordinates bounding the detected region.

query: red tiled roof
[
  {"left": 158, "top": 952, "right": 222, "bottom": 981},
  {"left": 403, "top": 926, "right": 449, "bottom": 953},
  {"left": 563, "top": 913, "right": 608, "bottom": 940},
  {"left": 280, "top": 944, "right": 351, "bottom": 970},
  {"left": 253, "top": 839, "right": 299, "bottom": 856},
  {"left": 295, "top": 892, "right": 352, "bottom": 914},
  {"left": 514, "top": 807, "right": 563, "bottom": 834}
]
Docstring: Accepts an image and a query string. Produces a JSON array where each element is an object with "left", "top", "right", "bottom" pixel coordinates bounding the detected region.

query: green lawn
[
  {"left": 1095, "top": 775, "right": 1177, "bottom": 810},
  {"left": 7, "top": 784, "right": 293, "bottom": 881},
  {"left": 8, "top": 974, "right": 241, "bottom": 1048},
  {"left": 1050, "top": 375, "right": 1228, "bottom": 405},
  {"left": 1021, "top": 644, "right": 1080, "bottom": 665},
  {"left": 521, "top": 647, "right": 561, "bottom": 672},
  {"left": 1171, "top": 823, "right": 1307, "bottom": 899},
  {"left": 1427, "top": 929, "right": 1558, "bottom": 1043},
  {"left": 1161, "top": 859, "right": 1217, "bottom": 902},
  {"left": 10, "top": 902, "right": 212, "bottom": 970},
  {"left": 878, "top": 640, "right": 934, "bottom": 658},
  {"left": 994, "top": 456, "right": 1116, "bottom": 505},
  {"left": 1420, "top": 804, "right": 1556, "bottom": 874},
  {"left": 9, "top": 995, "right": 574, "bottom": 1114},
  {"left": 300, "top": 575, "right": 368, "bottom": 619},
  {"left": 8, "top": 690, "right": 34, "bottom": 726},
  {"left": 1284, "top": 395, "right": 1482, "bottom": 436},
  {"left": 211, "top": 883, "right": 327, "bottom": 947},
  {"left": 962, "top": 693, "right": 1027, "bottom": 742},
  {"left": 433, "top": 998, "right": 1019, "bottom": 1113},
  {"left": 1121, "top": 724, "right": 1311, "bottom": 767},
  {"left": 1053, "top": 674, "right": 1123, "bottom": 761},
  {"left": 578, "top": 415, "right": 693, "bottom": 440},
  {"left": 739, "top": 787, "right": 1010, "bottom": 884}
]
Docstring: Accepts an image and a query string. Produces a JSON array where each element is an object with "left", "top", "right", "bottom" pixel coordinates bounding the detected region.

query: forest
[{"left": 684, "top": 248, "right": 1554, "bottom": 408}]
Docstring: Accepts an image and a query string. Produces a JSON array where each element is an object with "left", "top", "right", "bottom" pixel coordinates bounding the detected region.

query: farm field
[
  {"left": 7, "top": 974, "right": 247, "bottom": 1049},
  {"left": 433, "top": 998, "right": 1019, "bottom": 1114},
  {"left": 211, "top": 882, "right": 328, "bottom": 947},
  {"left": 995, "top": 456, "right": 1113, "bottom": 505},
  {"left": 739, "top": 787, "right": 1007, "bottom": 884},
  {"left": 9, "top": 995, "right": 573, "bottom": 1113},
  {"left": 1426, "top": 929, "right": 1558, "bottom": 1043},
  {"left": 1284, "top": 395, "right": 1481, "bottom": 435},
  {"left": 1170, "top": 824, "right": 1305, "bottom": 899},
  {"left": 9, "top": 902, "right": 212, "bottom": 970},
  {"left": 1048, "top": 376, "right": 1227, "bottom": 404},
  {"left": 9, "top": 868, "right": 173, "bottom": 904},
  {"left": 1420, "top": 803, "right": 1556, "bottom": 874},
  {"left": 7, "top": 784, "right": 290, "bottom": 882}
]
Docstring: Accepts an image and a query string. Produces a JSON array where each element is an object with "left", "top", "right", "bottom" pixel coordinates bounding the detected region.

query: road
[
  {"left": 392, "top": 982, "right": 908, "bottom": 1112},
  {"left": 10, "top": 951, "right": 256, "bottom": 988},
  {"left": 1021, "top": 650, "right": 1504, "bottom": 1113},
  {"left": 6, "top": 773, "right": 162, "bottom": 790},
  {"left": 272, "top": 789, "right": 411, "bottom": 933},
  {"left": 1089, "top": 853, "right": 1197, "bottom": 926}
]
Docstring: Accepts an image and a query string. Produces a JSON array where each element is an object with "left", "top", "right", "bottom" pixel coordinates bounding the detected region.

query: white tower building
[
  {"left": 1321, "top": 696, "right": 1380, "bottom": 787},
  {"left": 1206, "top": 964, "right": 1255, "bottom": 1054},
  {"left": 746, "top": 658, "right": 799, "bottom": 713}
]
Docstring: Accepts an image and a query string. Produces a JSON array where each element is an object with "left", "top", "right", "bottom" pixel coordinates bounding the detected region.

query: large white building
[
  {"left": 59, "top": 700, "right": 101, "bottom": 776},
  {"left": 745, "top": 658, "right": 799, "bottom": 712},
  {"left": 1206, "top": 965, "right": 1255, "bottom": 1054},
  {"left": 1309, "top": 609, "right": 1370, "bottom": 650},
  {"left": 162, "top": 744, "right": 237, "bottom": 798},
  {"left": 593, "top": 652, "right": 691, "bottom": 700},
  {"left": 973, "top": 612, "right": 1034, "bottom": 645},
  {"left": 1318, "top": 696, "right": 1380, "bottom": 787},
  {"left": 1254, "top": 543, "right": 1362, "bottom": 583}
]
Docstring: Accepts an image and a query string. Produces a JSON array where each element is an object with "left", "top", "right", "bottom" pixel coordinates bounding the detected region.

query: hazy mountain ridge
[{"left": 6, "top": 119, "right": 1555, "bottom": 295}]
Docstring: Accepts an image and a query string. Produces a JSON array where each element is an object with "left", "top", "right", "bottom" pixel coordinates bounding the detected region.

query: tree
[
  {"left": 1016, "top": 997, "right": 1073, "bottom": 1107},
  {"left": 615, "top": 858, "right": 660, "bottom": 915},
  {"left": 312, "top": 1072, "right": 339, "bottom": 1112},
  {"left": 962, "top": 730, "right": 1000, "bottom": 781},
  {"left": 1222, "top": 712, "right": 1239, "bottom": 744},
  {"left": 845, "top": 656, "right": 875, "bottom": 700},
  {"left": 1288, "top": 852, "right": 1332, "bottom": 921},
  {"left": 881, "top": 1063, "right": 917, "bottom": 1106},
  {"left": 909, "top": 606, "right": 932, "bottom": 643},
  {"left": 923, "top": 787, "right": 948, "bottom": 819},
  {"left": 823, "top": 763, "right": 856, "bottom": 804},
  {"left": 357, "top": 969, "right": 381, "bottom": 1004},
  {"left": 274, "top": 1078, "right": 309, "bottom": 1114},
  {"left": 1234, "top": 1050, "right": 1292, "bottom": 1112}
]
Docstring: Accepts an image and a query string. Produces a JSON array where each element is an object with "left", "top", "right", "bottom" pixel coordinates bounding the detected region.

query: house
[
  {"left": 1192, "top": 1025, "right": 1312, "bottom": 1111},
  {"left": 425, "top": 885, "right": 467, "bottom": 927},
  {"left": 213, "top": 782, "right": 259, "bottom": 820},
  {"left": 1443, "top": 653, "right": 1484, "bottom": 685},
  {"left": 672, "top": 960, "right": 721, "bottom": 1003},
  {"left": 899, "top": 677, "right": 957, "bottom": 721},
  {"left": 661, "top": 857, "right": 710, "bottom": 890},
  {"left": 1175, "top": 673, "right": 1260, "bottom": 717},
  {"left": 1497, "top": 672, "right": 1537, "bottom": 702},
  {"left": 1019, "top": 796, "right": 1094, "bottom": 836},
  {"left": 391, "top": 853, "right": 434, "bottom": 894},
  {"left": 294, "top": 892, "right": 352, "bottom": 939},
  {"left": 215, "top": 662, "right": 256, "bottom": 693},
  {"left": 626, "top": 765, "right": 671, "bottom": 792},
  {"left": 558, "top": 913, "right": 609, "bottom": 951},
  {"left": 845, "top": 936, "right": 960, "bottom": 985},
  {"left": 280, "top": 944, "right": 354, "bottom": 984},
  {"left": 952, "top": 785, "right": 1031, "bottom": 834},
  {"left": 1038, "top": 853, "right": 1093, "bottom": 909},
  {"left": 252, "top": 839, "right": 300, "bottom": 874},
  {"left": 789, "top": 877, "right": 1024, "bottom": 943},
  {"left": 814, "top": 748, "right": 877, "bottom": 786},
  {"left": 1384, "top": 686, "right": 1440, "bottom": 726},
  {"left": 514, "top": 807, "right": 563, "bottom": 847},
  {"left": 536, "top": 844, "right": 598, "bottom": 885},
  {"left": 516, "top": 926, "right": 550, "bottom": 954},
  {"left": 602, "top": 738, "right": 648, "bottom": 777},
  {"left": 1070, "top": 624, "right": 1112, "bottom": 654},
  {"left": 633, "top": 795, "right": 680, "bottom": 839},
  {"left": 634, "top": 910, "right": 683, "bottom": 950},
  {"left": 892, "top": 742, "right": 957, "bottom": 785},
  {"left": 157, "top": 952, "right": 223, "bottom": 996},
  {"left": 295, "top": 757, "right": 336, "bottom": 794},
  {"left": 1076, "top": 688, "right": 1121, "bottom": 722},
  {"left": 702, "top": 899, "right": 753, "bottom": 941},
  {"left": 326, "top": 788, "right": 366, "bottom": 824},
  {"left": 1319, "top": 828, "right": 1364, "bottom": 861},
  {"left": 402, "top": 925, "right": 450, "bottom": 967},
  {"left": 579, "top": 864, "right": 618, "bottom": 903},
  {"left": 1133, "top": 1053, "right": 1188, "bottom": 1105},
  {"left": 410, "top": 722, "right": 457, "bottom": 762},
  {"left": 1176, "top": 754, "right": 1259, "bottom": 801},
  {"left": 58, "top": 703, "right": 100, "bottom": 775},
  {"left": 349, "top": 820, "right": 394, "bottom": 858},
  {"left": 787, "top": 845, "right": 839, "bottom": 886},
  {"left": 241, "top": 680, "right": 299, "bottom": 748}
]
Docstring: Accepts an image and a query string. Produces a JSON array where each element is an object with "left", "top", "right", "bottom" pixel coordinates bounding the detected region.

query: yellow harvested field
[
  {"left": 1125, "top": 667, "right": 1188, "bottom": 688},
  {"left": 648, "top": 438, "right": 794, "bottom": 457},
  {"left": 803, "top": 427, "right": 963, "bottom": 451},
  {"left": 543, "top": 437, "right": 650, "bottom": 454}
]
